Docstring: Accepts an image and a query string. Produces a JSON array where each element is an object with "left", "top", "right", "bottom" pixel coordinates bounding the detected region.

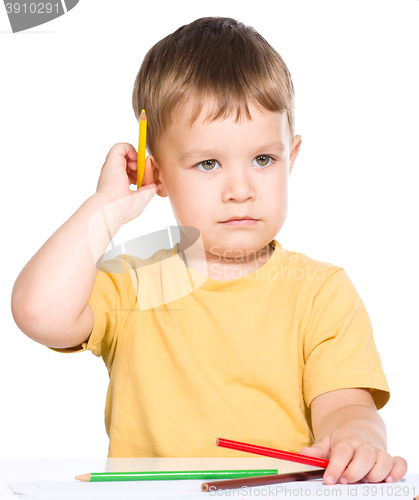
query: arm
[
  {"left": 312, "top": 388, "right": 387, "bottom": 449},
  {"left": 11, "top": 143, "right": 157, "bottom": 349},
  {"left": 11, "top": 191, "right": 125, "bottom": 348},
  {"left": 299, "top": 388, "right": 408, "bottom": 485}
]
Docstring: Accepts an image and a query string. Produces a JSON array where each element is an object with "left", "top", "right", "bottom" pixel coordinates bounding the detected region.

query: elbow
[{"left": 11, "top": 288, "right": 46, "bottom": 343}]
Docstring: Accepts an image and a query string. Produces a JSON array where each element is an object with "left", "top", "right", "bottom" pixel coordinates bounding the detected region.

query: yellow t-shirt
[{"left": 48, "top": 238, "right": 390, "bottom": 458}]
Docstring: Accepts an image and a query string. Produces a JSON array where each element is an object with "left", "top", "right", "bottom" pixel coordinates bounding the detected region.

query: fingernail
[
  {"left": 386, "top": 477, "right": 393, "bottom": 482},
  {"left": 340, "top": 477, "right": 348, "bottom": 484},
  {"left": 326, "top": 476, "right": 334, "bottom": 484}
]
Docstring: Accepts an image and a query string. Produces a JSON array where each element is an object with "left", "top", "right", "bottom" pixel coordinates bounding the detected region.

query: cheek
[
  {"left": 178, "top": 175, "right": 214, "bottom": 203},
  {"left": 179, "top": 193, "right": 208, "bottom": 220},
  {"left": 260, "top": 172, "right": 288, "bottom": 217},
  {"left": 265, "top": 169, "right": 288, "bottom": 197},
  {"left": 170, "top": 182, "right": 210, "bottom": 225}
]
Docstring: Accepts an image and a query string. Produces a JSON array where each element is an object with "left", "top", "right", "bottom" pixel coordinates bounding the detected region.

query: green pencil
[{"left": 75, "top": 469, "right": 279, "bottom": 482}]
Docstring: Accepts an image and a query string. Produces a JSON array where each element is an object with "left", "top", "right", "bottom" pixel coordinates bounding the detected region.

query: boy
[{"left": 11, "top": 17, "right": 407, "bottom": 485}]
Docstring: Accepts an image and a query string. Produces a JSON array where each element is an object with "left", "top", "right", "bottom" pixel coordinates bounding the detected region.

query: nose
[{"left": 222, "top": 164, "right": 255, "bottom": 202}]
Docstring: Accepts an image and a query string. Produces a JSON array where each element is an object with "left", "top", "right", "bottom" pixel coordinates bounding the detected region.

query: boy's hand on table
[
  {"left": 299, "top": 428, "right": 407, "bottom": 486},
  {"left": 300, "top": 388, "right": 408, "bottom": 486}
]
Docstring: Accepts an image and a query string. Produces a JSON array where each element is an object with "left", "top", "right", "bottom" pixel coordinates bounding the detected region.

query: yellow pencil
[{"left": 137, "top": 109, "right": 147, "bottom": 189}]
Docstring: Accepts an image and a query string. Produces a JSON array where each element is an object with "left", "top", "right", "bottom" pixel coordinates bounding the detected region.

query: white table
[
  {"left": 0, "top": 458, "right": 418, "bottom": 499},
  {"left": 0, "top": 456, "right": 307, "bottom": 481}
]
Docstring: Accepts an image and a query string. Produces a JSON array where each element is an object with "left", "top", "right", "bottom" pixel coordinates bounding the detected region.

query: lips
[{"left": 221, "top": 216, "right": 258, "bottom": 222}]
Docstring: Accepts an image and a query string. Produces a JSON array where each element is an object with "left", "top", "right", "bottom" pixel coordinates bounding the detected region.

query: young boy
[{"left": 11, "top": 17, "right": 407, "bottom": 485}]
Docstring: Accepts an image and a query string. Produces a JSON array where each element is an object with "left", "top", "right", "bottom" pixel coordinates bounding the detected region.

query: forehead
[
  {"left": 172, "top": 96, "right": 285, "bottom": 127},
  {"left": 163, "top": 96, "right": 288, "bottom": 146}
]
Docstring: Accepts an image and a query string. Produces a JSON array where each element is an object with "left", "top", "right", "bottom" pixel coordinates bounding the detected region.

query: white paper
[
  {"left": 5, "top": 473, "right": 419, "bottom": 499},
  {"left": 0, "top": 482, "right": 16, "bottom": 499}
]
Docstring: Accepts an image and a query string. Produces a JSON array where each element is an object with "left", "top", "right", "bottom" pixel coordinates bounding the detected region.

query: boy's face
[{"left": 149, "top": 98, "right": 301, "bottom": 261}]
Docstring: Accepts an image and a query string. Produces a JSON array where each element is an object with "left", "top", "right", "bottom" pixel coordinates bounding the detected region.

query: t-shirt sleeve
[
  {"left": 47, "top": 255, "right": 136, "bottom": 368},
  {"left": 303, "top": 268, "right": 390, "bottom": 411}
]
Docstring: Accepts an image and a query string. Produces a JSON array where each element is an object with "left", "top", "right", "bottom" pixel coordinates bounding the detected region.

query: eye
[
  {"left": 252, "top": 155, "right": 274, "bottom": 167},
  {"left": 195, "top": 159, "right": 220, "bottom": 173}
]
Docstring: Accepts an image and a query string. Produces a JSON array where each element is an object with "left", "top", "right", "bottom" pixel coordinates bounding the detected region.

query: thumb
[
  {"left": 136, "top": 184, "right": 158, "bottom": 201},
  {"left": 139, "top": 183, "right": 158, "bottom": 194},
  {"left": 120, "top": 184, "right": 158, "bottom": 224},
  {"left": 136, "top": 183, "right": 158, "bottom": 203},
  {"left": 299, "top": 440, "right": 330, "bottom": 459}
]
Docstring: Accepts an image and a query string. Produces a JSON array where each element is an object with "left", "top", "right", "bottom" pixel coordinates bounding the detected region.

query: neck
[{"left": 177, "top": 239, "right": 274, "bottom": 281}]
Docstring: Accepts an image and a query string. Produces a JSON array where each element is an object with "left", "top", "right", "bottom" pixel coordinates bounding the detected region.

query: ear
[
  {"left": 147, "top": 155, "right": 168, "bottom": 198},
  {"left": 289, "top": 135, "right": 302, "bottom": 175}
]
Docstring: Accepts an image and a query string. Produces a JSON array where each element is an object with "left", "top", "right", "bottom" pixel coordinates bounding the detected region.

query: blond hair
[{"left": 132, "top": 17, "right": 295, "bottom": 160}]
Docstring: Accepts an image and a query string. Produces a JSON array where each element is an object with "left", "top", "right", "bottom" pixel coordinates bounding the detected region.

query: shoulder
[
  {"left": 273, "top": 240, "right": 345, "bottom": 293},
  {"left": 98, "top": 246, "right": 172, "bottom": 274}
]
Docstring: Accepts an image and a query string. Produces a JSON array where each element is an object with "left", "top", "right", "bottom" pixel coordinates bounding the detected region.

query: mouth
[
  {"left": 220, "top": 216, "right": 259, "bottom": 223},
  {"left": 220, "top": 218, "right": 260, "bottom": 226}
]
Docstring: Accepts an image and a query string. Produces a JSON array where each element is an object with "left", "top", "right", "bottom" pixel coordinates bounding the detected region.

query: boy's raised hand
[{"left": 95, "top": 142, "right": 158, "bottom": 224}]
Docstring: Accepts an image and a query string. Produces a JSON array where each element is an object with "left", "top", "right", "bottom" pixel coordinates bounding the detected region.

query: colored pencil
[
  {"left": 216, "top": 438, "right": 330, "bottom": 469},
  {"left": 202, "top": 469, "right": 325, "bottom": 492},
  {"left": 75, "top": 469, "right": 279, "bottom": 482},
  {"left": 137, "top": 109, "right": 147, "bottom": 189}
]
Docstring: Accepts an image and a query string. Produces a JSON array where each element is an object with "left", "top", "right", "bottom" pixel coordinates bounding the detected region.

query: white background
[{"left": 1, "top": 0, "right": 418, "bottom": 474}]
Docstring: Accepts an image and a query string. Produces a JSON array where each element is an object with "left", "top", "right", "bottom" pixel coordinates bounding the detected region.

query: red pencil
[{"left": 217, "top": 438, "right": 329, "bottom": 469}]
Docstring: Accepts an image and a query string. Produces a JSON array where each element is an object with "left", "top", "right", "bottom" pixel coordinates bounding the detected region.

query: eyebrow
[
  {"left": 179, "top": 141, "right": 286, "bottom": 162},
  {"left": 179, "top": 149, "right": 215, "bottom": 162}
]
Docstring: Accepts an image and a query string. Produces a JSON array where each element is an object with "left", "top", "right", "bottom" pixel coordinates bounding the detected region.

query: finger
[
  {"left": 382, "top": 456, "right": 408, "bottom": 483},
  {"left": 339, "top": 445, "right": 378, "bottom": 484},
  {"left": 126, "top": 148, "right": 140, "bottom": 171},
  {"left": 127, "top": 169, "right": 137, "bottom": 186},
  {"left": 322, "top": 442, "right": 355, "bottom": 485},
  {"left": 107, "top": 143, "right": 137, "bottom": 170},
  {"left": 300, "top": 442, "right": 329, "bottom": 459}
]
